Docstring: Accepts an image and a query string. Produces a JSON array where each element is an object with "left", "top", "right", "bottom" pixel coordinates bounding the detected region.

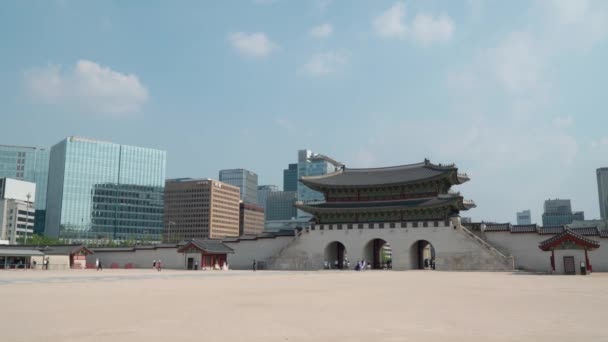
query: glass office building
[
  {"left": 0, "top": 145, "right": 49, "bottom": 233},
  {"left": 257, "top": 185, "right": 278, "bottom": 209},
  {"left": 219, "top": 168, "right": 258, "bottom": 205},
  {"left": 296, "top": 149, "right": 336, "bottom": 218},
  {"left": 541, "top": 199, "right": 584, "bottom": 227},
  {"left": 283, "top": 163, "right": 298, "bottom": 192},
  {"left": 45, "top": 137, "right": 166, "bottom": 242}
]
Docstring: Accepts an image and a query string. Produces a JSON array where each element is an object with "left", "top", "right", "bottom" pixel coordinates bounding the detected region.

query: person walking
[
  {"left": 32, "top": 260, "right": 37, "bottom": 270},
  {"left": 252, "top": 260, "right": 257, "bottom": 272},
  {"left": 157, "top": 259, "right": 162, "bottom": 271},
  {"left": 96, "top": 258, "right": 100, "bottom": 271},
  {"left": 153, "top": 260, "right": 156, "bottom": 270},
  {"left": 98, "top": 260, "right": 103, "bottom": 271}
]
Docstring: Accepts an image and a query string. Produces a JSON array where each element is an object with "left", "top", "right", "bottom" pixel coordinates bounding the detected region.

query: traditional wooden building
[
  {"left": 296, "top": 159, "right": 475, "bottom": 223},
  {"left": 539, "top": 229, "right": 600, "bottom": 274},
  {"left": 177, "top": 239, "right": 234, "bottom": 270}
]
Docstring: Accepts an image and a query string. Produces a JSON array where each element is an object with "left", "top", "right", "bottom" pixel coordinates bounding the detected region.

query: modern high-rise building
[
  {"left": 283, "top": 163, "right": 298, "bottom": 192},
  {"left": 0, "top": 145, "right": 49, "bottom": 234},
  {"left": 164, "top": 178, "right": 240, "bottom": 240},
  {"left": 541, "top": 199, "right": 584, "bottom": 226},
  {"left": 45, "top": 137, "right": 166, "bottom": 242},
  {"left": 265, "top": 191, "right": 297, "bottom": 221},
  {"left": 516, "top": 210, "right": 532, "bottom": 225},
  {"left": 257, "top": 185, "right": 278, "bottom": 210},
  {"left": 296, "top": 149, "right": 336, "bottom": 217},
  {"left": 597, "top": 168, "right": 608, "bottom": 220},
  {"left": 219, "top": 169, "right": 258, "bottom": 205},
  {"left": 239, "top": 202, "right": 265, "bottom": 236},
  {"left": 0, "top": 178, "right": 36, "bottom": 244}
]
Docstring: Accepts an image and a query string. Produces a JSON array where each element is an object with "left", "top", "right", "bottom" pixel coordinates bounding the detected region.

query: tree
[{"left": 19, "top": 234, "right": 62, "bottom": 246}]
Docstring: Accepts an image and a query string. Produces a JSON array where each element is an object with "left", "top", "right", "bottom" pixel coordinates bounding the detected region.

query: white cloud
[
  {"left": 411, "top": 13, "right": 454, "bottom": 45},
  {"left": 301, "top": 51, "right": 348, "bottom": 77},
  {"left": 228, "top": 32, "right": 278, "bottom": 58},
  {"left": 24, "top": 60, "right": 148, "bottom": 115},
  {"left": 310, "top": 23, "right": 333, "bottom": 39},
  {"left": 373, "top": 2, "right": 455, "bottom": 45},
  {"left": 373, "top": 2, "right": 407, "bottom": 39}
]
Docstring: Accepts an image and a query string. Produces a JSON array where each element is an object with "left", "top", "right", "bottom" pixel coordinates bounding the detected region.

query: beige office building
[
  {"left": 239, "top": 202, "right": 265, "bottom": 236},
  {"left": 164, "top": 179, "right": 240, "bottom": 240}
]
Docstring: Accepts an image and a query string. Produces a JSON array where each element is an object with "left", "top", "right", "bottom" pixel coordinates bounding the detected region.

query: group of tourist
[{"left": 152, "top": 259, "right": 162, "bottom": 271}]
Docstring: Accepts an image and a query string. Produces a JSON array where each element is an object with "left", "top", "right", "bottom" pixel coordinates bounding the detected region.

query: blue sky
[{"left": 1, "top": 0, "right": 608, "bottom": 224}]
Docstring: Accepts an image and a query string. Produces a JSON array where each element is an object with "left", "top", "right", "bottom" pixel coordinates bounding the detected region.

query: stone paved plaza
[{"left": 1, "top": 270, "right": 607, "bottom": 342}]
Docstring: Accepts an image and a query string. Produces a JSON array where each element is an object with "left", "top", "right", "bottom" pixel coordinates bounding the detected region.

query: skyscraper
[
  {"left": 296, "top": 149, "right": 336, "bottom": 217},
  {"left": 219, "top": 169, "right": 258, "bottom": 205},
  {"left": 164, "top": 178, "right": 240, "bottom": 240},
  {"left": 0, "top": 145, "right": 49, "bottom": 234},
  {"left": 265, "top": 191, "right": 297, "bottom": 221},
  {"left": 283, "top": 163, "right": 298, "bottom": 192},
  {"left": 516, "top": 210, "right": 532, "bottom": 225},
  {"left": 542, "top": 199, "right": 584, "bottom": 226},
  {"left": 0, "top": 178, "right": 36, "bottom": 244},
  {"left": 45, "top": 137, "right": 166, "bottom": 242},
  {"left": 597, "top": 168, "right": 608, "bottom": 220},
  {"left": 257, "top": 185, "right": 278, "bottom": 209}
]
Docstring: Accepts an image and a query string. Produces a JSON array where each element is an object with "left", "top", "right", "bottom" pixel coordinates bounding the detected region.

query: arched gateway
[
  {"left": 411, "top": 240, "right": 435, "bottom": 270},
  {"left": 363, "top": 238, "right": 390, "bottom": 269},
  {"left": 324, "top": 241, "right": 347, "bottom": 269}
]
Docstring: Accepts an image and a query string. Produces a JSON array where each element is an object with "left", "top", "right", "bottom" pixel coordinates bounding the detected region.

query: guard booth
[
  {"left": 177, "top": 239, "right": 234, "bottom": 270},
  {"left": 539, "top": 229, "right": 600, "bottom": 275},
  {"left": 0, "top": 249, "right": 44, "bottom": 269}
]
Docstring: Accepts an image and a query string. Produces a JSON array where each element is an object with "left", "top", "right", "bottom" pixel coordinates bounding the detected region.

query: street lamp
[{"left": 168, "top": 221, "right": 176, "bottom": 243}]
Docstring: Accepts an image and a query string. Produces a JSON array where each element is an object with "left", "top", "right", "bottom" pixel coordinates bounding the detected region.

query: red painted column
[
  {"left": 550, "top": 249, "right": 555, "bottom": 272},
  {"left": 585, "top": 249, "right": 592, "bottom": 273}
]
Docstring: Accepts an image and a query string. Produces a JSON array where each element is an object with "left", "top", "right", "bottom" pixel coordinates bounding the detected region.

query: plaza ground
[{"left": 0, "top": 270, "right": 607, "bottom": 342}]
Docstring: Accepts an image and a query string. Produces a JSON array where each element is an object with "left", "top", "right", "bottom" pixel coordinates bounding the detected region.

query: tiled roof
[
  {"left": 539, "top": 229, "right": 600, "bottom": 251},
  {"left": 189, "top": 239, "right": 234, "bottom": 254},
  {"left": 570, "top": 227, "right": 599, "bottom": 236},
  {"left": 300, "top": 160, "right": 466, "bottom": 188},
  {"left": 510, "top": 224, "right": 538, "bottom": 233},
  {"left": 297, "top": 195, "right": 475, "bottom": 212},
  {"left": 484, "top": 223, "right": 511, "bottom": 232},
  {"left": 0, "top": 244, "right": 92, "bottom": 255},
  {"left": 538, "top": 226, "right": 565, "bottom": 235}
]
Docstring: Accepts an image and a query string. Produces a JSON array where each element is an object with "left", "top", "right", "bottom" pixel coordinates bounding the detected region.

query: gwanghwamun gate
[{"left": 6, "top": 158, "right": 607, "bottom": 275}]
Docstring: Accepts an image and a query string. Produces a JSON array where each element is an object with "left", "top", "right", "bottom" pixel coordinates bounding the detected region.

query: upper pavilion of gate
[
  {"left": 301, "top": 159, "right": 469, "bottom": 196},
  {"left": 296, "top": 159, "right": 475, "bottom": 223}
]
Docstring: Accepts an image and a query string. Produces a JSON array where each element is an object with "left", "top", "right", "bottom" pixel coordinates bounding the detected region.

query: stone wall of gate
[{"left": 263, "top": 219, "right": 514, "bottom": 271}]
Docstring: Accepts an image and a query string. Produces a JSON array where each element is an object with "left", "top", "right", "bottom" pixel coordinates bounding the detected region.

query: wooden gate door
[{"left": 563, "top": 256, "right": 576, "bottom": 275}]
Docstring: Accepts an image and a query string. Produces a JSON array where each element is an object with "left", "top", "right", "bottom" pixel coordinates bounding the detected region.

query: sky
[{"left": 1, "top": 0, "right": 608, "bottom": 224}]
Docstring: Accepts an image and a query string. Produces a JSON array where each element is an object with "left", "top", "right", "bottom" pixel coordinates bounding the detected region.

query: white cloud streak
[
  {"left": 228, "top": 32, "right": 278, "bottom": 58},
  {"left": 24, "top": 60, "right": 148, "bottom": 115},
  {"left": 373, "top": 2, "right": 454, "bottom": 45},
  {"left": 373, "top": 2, "right": 407, "bottom": 39}
]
